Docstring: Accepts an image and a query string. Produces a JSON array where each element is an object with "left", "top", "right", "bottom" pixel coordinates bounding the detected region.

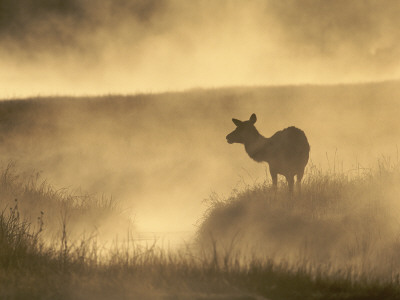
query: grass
[
  {"left": 0, "top": 162, "right": 133, "bottom": 243},
  {"left": 1, "top": 161, "right": 400, "bottom": 299}
]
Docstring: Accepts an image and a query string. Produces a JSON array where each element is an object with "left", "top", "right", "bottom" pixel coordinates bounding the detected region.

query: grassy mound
[{"left": 197, "top": 160, "right": 400, "bottom": 278}]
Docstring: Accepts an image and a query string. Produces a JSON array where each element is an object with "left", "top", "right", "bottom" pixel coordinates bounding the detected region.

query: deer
[{"left": 226, "top": 113, "right": 310, "bottom": 193}]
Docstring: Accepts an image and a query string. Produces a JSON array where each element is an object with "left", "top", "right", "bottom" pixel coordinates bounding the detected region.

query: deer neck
[{"left": 244, "top": 134, "right": 269, "bottom": 163}]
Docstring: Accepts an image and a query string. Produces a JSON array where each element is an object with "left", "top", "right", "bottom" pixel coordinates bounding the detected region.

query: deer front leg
[{"left": 270, "top": 168, "right": 278, "bottom": 191}]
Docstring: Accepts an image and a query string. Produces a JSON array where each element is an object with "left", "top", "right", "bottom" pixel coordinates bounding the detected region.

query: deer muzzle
[{"left": 226, "top": 133, "right": 234, "bottom": 144}]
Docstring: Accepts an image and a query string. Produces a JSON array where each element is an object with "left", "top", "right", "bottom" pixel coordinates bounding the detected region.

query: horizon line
[{"left": 1, "top": 78, "right": 399, "bottom": 101}]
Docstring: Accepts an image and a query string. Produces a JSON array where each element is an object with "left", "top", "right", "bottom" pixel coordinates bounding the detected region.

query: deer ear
[
  {"left": 232, "top": 118, "right": 242, "bottom": 126},
  {"left": 250, "top": 113, "right": 257, "bottom": 124}
]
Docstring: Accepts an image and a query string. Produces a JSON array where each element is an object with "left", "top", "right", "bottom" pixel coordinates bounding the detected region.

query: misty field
[
  {"left": 2, "top": 160, "right": 400, "bottom": 299},
  {"left": 1, "top": 82, "right": 400, "bottom": 299}
]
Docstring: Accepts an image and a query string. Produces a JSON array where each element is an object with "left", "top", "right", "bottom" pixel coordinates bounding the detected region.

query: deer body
[{"left": 226, "top": 114, "right": 310, "bottom": 193}]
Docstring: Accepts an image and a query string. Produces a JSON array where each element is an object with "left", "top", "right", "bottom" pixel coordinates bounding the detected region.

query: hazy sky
[{"left": 1, "top": 0, "right": 400, "bottom": 97}]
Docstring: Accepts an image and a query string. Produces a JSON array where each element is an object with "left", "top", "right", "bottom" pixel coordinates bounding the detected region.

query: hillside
[{"left": 0, "top": 81, "right": 399, "bottom": 232}]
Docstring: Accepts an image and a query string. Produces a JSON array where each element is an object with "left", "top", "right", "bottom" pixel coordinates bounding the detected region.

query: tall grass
[
  {"left": 0, "top": 162, "right": 133, "bottom": 242},
  {"left": 2, "top": 161, "right": 400, "bottom": 299}
]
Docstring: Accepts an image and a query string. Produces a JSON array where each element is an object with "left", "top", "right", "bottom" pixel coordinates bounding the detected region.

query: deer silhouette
[{"left": 226, "top": 113, "right": 310, "bottom": 193}]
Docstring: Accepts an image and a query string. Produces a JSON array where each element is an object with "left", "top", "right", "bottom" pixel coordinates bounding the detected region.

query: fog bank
[{"left": 1, "top": 0, "right": 400, "bottom": 97}]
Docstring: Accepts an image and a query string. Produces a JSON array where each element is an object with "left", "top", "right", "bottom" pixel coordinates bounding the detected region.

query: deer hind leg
[
  {"left": 296, "top": 168, "right": 305, "bottom": 194},
  {"left": 270, "top": 168, "right": 278, "bottom": 192}
]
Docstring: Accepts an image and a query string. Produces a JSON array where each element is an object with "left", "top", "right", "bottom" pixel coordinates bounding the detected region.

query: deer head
[{"left": 226, "top": 113, "right": 258, "bottom": 144}]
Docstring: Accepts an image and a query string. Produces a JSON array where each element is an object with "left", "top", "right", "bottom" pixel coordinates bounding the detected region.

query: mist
[
  {"left": 3, "top": 2, "right": 400, "bottom": 298},
  {"left": 1, "top": 0, "right": 400, "bottom": 97},
  {"left": 0, "top": 82, "right": 399, "bottom": 235}
]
